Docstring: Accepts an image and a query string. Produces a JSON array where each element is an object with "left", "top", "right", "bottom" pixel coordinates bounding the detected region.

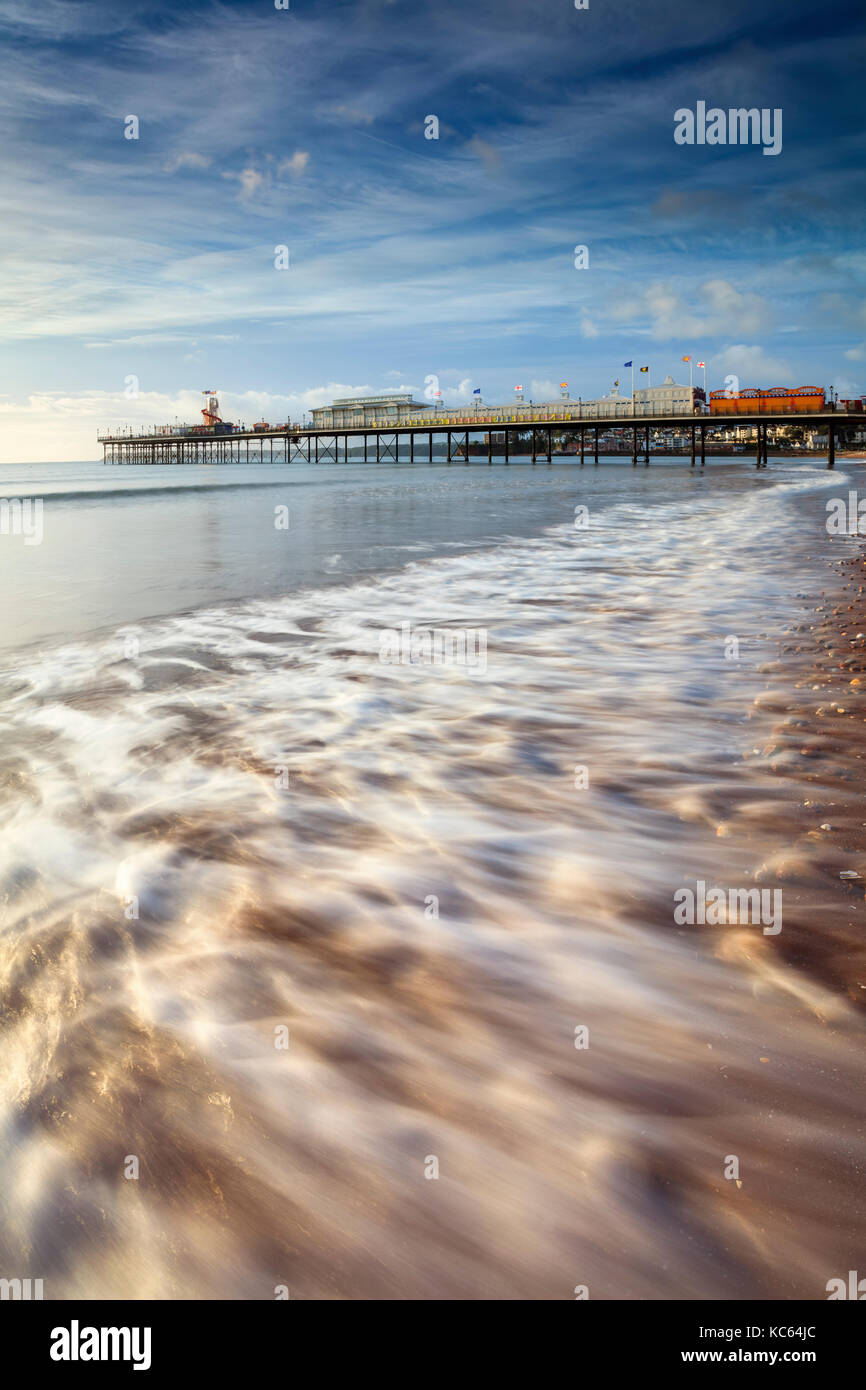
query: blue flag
[
  {"left": 473, "top": 388, "right": 481, "bottom": 395},
  {"left": 624, "top": 360, "right": 633, "bottom": 367}
]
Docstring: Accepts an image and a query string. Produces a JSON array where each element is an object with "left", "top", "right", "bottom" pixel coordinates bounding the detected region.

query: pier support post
[
  {"left": 505, "top": 428, "right": 510, "bottom": 465},
  {"left": 429, "top": 431, "right": 433, "bottom": 463},
  {"left": 487, "top": 430, "right": 492, "bottom": 464},
  {"left": 632, "top": 425, "right": 638, "bottom": 466},
  {"left": 547, "top": 427, "right": 552, "bottom": 462},
  {"left": 644, "top": 425, "right": 650, "bottom": 465},
  {"left": 594, "top": 426, "right": 599, "bottom": 465},
  {"left": 465, "top": 429, "right": 469, "bottom": 464},
  {"left": 756, "top": 424, "right": 762, "bottom": 468},
  {"left": 580, "top": 428, "right": 585, "bottom": 465},
  {"left": 410, "top": 431, "right": 414, "bottom": 464},
  {"left": 700, "top": 423, "right": 706, "bottom": 467},
  {"left": 690, "top": 425, "right": 696, "bottom": 467},
  {"left": 828, "top": 422, "right": 835, "bottom": 469},
  {"left": 531, "top": 429, "right": 537, "bottom": 464}
]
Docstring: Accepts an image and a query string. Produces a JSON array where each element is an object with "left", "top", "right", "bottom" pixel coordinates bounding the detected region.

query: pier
[{"left": 99, "top": 409, "right": 853, "bottom": 469}]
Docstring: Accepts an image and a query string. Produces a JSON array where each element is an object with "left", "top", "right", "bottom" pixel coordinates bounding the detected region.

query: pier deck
[{"left": 98, "top": 411, "right": 854, "bottom": 469}]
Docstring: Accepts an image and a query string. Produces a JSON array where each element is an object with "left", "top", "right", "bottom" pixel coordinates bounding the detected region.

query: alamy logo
[
  {"left": 674, "top": 881, "right": 782, "bottom": 935},
  {"left": 50, "top": 1321, "right": 152, "bottom": 1371},
  {"left": 0, "top": 497, "right": 43, "bottom": 545},
  {"left": 674, "top": 103, "right": 782, "bottom": 156},
  {"left": 826, "top": 1271, "right": 866, "bottom": 1299},
  {"left": 379, "top": 621, "right": 487, "bottom": 674},
  {"left": 0, "top": 1277, "right": 43, "bottom": 1299},
  {"left": 826, "top": 492, "right": 866, "bottom": 536}
]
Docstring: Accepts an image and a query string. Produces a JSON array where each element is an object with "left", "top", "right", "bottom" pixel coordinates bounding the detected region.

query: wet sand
[
  {"left": 1, "top": 464, "right": 865, "bottom": 1300},
  {"left": 734, "top": 544, "right": 866, "bottom": 1003}
]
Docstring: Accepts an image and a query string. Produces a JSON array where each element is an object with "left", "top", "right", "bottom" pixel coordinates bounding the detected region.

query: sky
[{"left": 0, "top": 0, "right": 864, "bottom": 460}]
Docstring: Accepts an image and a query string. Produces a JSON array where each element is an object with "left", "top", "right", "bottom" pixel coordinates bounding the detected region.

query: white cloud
[
  {"left": 164, "top": 152, "right": 212, "bottom": 173},
  {"left": 710, "top": 345, "right": 793, "bottom": 382},
  {"left": 529, "top": 379, "right": 559, "bottom": 400},
  {"left": 237, "top": 167, "right": 266, "bottom": 198},
  {"left": 85, "top": 333, "right": 198, "bottom": 349},
  {"left": 324, "top": 106, "right": 374, "bottom": 125},
  {"left": 436, "top": 377, "right": 476, "bottom": 405},
  {"left": 831, "top": 377, "right": 862, "bottom": 399},
  {"left": 465, "top": 137, "right": 502, "bottom": 173},
  {"left": 0, "top": 386, "right": 355, "bottom": 462},
  {"left": 279, "top": 151, "right": 309, "bottom": 176},
  {"left": 638, "top": 279, "right": 771, "bottom": 340}
]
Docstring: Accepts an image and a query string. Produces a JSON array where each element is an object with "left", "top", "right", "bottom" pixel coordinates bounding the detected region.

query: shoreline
[
  {"left": 738, "top": 536, "right": 866, "bottom": 1004},
  {"left": 1, "top": 464, "right": 864, "bottom": 1298}
]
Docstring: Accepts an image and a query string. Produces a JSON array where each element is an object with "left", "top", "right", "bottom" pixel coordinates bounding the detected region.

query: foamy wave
[{"left": 0, "top": 466, "right": 864, "bottom": 1298}]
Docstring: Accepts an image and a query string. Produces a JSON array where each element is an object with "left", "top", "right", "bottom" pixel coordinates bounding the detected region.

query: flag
[
  {"left": 515, "top": 384, "right": 523, "bottom": 391},
  {"left": 639, "top": 366, "right": 649, "bottom": 373},
  {"left": 682, "top": 355, "right": 691, "bottom": 363},
  {"left": 624, "top": 360, "right": 632, "bottom": 368},
  {"left": 614, "top": 379, "right": 619, "bottom": 387},
  {"left": 697, "top": 360, "right": 705, "bottom": 369},
  {"left": 473, "top": 388, "right": 481, "bottom": 395},
  {"left": 560, "top": 382, "right": 568, "bottom": 388}
]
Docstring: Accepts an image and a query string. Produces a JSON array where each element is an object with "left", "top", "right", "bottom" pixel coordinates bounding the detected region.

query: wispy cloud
[
  {"left": 322, "top": 105, "right": 375, "bottom": 125},
  {"left": 164, "top": 152, "right": 212, "bottom": 173},
  {"left": 711, "top": 345, "right": 793, "bottom": 381},
  {"left": 278, "top": 151, "right": 309, "bottom": 176}
]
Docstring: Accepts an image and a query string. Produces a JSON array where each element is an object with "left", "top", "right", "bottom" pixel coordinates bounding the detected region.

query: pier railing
[
  {"left": 98, "top": 401, "right": 864, "bottom": 443},
  {"left": 98, "top": 405, "right": 704, "bottom": 441}
]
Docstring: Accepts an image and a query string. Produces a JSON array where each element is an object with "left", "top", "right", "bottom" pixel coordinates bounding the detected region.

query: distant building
[
  {"left": 310, "top": 393, "right": 432, "bottom": 429},
  {"left": 633, "top": 376, "right": 703, "bottom": 414},
  {"left": 542, "top": 378, "right": 702, "bottom": 418}
]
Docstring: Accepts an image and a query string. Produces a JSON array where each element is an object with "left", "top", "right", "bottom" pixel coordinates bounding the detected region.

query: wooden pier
[{"left": 98, "top": 410, "right": 853, "bottom": 469}]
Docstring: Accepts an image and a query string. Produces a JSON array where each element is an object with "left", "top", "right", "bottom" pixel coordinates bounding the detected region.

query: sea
[{"left": 0, "top": 455, "right": 864, "bottom": 1299}]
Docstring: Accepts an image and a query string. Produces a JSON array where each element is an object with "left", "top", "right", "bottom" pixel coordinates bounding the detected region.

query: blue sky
[{"left": 0, "top": 0, "right": 864, "bottom": 458}]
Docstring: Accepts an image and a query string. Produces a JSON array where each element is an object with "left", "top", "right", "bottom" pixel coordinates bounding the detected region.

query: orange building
[{"left": 710, "top": 386, "right": 825, "bottom": 415}]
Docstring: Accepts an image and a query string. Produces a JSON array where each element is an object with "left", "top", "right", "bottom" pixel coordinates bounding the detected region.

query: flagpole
[{"left": 631, "top": 361, "right": 635, "bottom": 415}]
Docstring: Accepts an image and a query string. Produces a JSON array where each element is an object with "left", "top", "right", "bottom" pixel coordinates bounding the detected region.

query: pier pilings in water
[{"left": 98, "top": 411, "right": 849, "bottom": 471}]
